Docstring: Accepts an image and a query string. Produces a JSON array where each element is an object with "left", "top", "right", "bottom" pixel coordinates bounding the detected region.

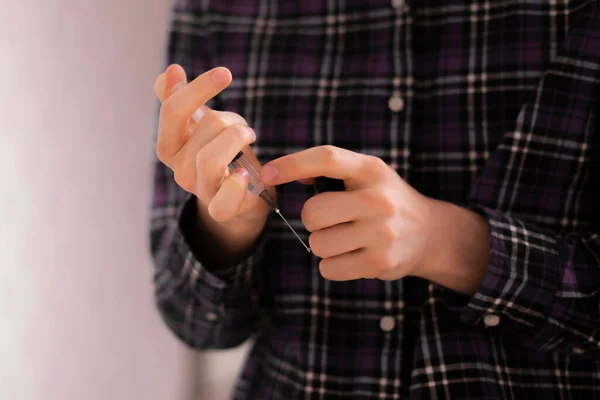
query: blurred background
[{"left": 0, "top": 0, "right": 248, "bottom": 398}]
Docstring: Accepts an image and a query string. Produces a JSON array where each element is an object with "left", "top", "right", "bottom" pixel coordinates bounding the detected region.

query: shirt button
[
  {"left": 380, "top": 316, "right": 396, "bottom": 332},
  {"left": 572, "top": 347, "right": 584, "bottom": 355},
  {"left": 483, "top": 314, "right": 500, "bottom": 327},
  {"left": 388, "top": 95, "right": 405, "bottom": 112},
  {"left": 391, "top": 0, "right": 405, "bottom": 9},
  {"left": 205, "top": 312, "right": 218, "bottom": 322}
]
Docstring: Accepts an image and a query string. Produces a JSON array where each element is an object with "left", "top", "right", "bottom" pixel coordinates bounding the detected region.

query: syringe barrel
[{"left": 227, "top": 152, "right": 265, "bottom": 195}]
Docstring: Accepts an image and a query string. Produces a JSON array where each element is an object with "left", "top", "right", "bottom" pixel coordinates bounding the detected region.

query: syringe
[{"left": 228, "top": 151, "right": 311, "bottom": 253}]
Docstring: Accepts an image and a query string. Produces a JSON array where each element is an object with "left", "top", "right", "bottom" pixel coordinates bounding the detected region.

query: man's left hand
[
  {"left": 260, "top": 145, "right": 491, "bottom": 294},
  {"left": 260, "top": 145, "right": 441, "bottom": 281}
]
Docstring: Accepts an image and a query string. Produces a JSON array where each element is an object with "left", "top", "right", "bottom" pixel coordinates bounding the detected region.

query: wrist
[
  {"left": 191, "top": 197, "right": 268, "bottom": 268},
  {"left": 420, "top": 200, "right": 491, "bottom": 295},
  {"left": 197, "top": 197, "right": 267, "bottom": 242}
]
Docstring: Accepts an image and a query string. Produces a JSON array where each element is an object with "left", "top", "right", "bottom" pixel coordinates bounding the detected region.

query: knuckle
[
  {"left": 159, "top": 99, "right": 180, "bottom": 119},
  {"left": 372, "top": 252, "right": 393, "bottom": 274},
  {"left": 380, "top": 221, "right": 397, "bottom": 242},
  {"left": 204, "top": 114, "right": 226, "bottom": 133},
  {"left": 217, "top": 111, "right": 247, "bottom": 126},
  {"left": 357, "top": 188, "right": 394, "bottom": 215},
  {"left": 379, "top": 193, "right": 396, "bottom": 216},
  {"left": 195, "top": 152, "right": 222, "bottom": 187},
  {"left": 195, "top": 150, "right": 218, "bottom": 172},
  {"left": 320, "top": 145, "right": 340, "bottom": 166},
  {"left": 355, "top": 188, "right": 377, "bottom": 207},
  {"left": 173, "top": 169, "right": 194, "bottom": 193},
  {"left": 366, "top": 156, "right": 389, "bottom": 176},
  {"left": 240, "top": 125, "right": 255, "bottom": 143},
  {"left": 227, "top": 124, "right": 254, "bottom": 144}
]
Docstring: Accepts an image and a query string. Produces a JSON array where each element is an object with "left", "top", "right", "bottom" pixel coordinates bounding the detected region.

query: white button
[
  {"left": 391, "top": 0, "right": 405, "bottom": 9},
  {"left": 205, "top": 312, "right": 218, "bottom": 322},
  {"left": 483, "top": 314, "right": 500, "bottom": 327},
  {"left": 388, "top": 95, "right": 405, "bottom": 112},
  {"left": 380, "top": 316, "right": 396, "bottom": 332},
  {"left": 572, "top": 347, "right": 584, "bottom": 355}
]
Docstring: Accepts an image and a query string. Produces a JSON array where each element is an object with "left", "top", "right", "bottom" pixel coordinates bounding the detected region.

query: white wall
[{"left": 0, "top": 1, "right": 202, "bottom": 399}]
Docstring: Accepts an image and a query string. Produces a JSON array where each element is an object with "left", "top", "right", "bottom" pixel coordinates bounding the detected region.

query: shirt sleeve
[
  {"left": 150, "top": 157, "right": 267, "bottom": 349},
  {"left": 454, "top": 207, "right": 600, "bottom": 358},
  {"left": 148, "top": 5, "right": 265, "bottom": 349},
  {"left": 444, "top": 6, "right": 600, "bottom": 358}
]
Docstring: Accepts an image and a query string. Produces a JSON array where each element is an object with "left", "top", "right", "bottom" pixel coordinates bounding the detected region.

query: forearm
[{"left": 420, "top": 199, "right": 490, "bottom": 296}]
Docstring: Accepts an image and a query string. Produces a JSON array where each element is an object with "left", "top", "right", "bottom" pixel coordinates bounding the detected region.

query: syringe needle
[{"left": 275, "top": 209, "right": 311, "bottom": 253}]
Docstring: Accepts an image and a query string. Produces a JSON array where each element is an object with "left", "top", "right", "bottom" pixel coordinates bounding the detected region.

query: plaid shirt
[{"left": 150, "top": 0, "right": 600, "bottom": 398}]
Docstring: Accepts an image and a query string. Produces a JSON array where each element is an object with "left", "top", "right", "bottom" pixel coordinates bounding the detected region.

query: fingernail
[
  {"left": 191, "top": 107, "right": 205, "bottom": 123},
  {"left": 234, "top": 168, "right": 249, "bottom": 178},
  {"left": 261, "top": 165, "right": 278, "bottom": 182},
  {"left": 170, "top": 81, "right": 187, "bottom": 94},
  {"left": 212, "top": 68, "right": 231, "bottom": 84}
]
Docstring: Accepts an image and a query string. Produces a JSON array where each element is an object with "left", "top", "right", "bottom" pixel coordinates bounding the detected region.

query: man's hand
[
  {"left": 260, "top": 146, "right": 491, "bottom": 294},
  {"left": 154, "top": 65, "right": 272, "bottom": 264}
]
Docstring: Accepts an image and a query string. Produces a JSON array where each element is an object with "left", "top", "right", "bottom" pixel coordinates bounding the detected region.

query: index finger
[
  {"left": 260, "top": 145, "right": 373, "bottom": 187},
  {"left": 157, "top": 67, "right": 232, "bottom": 157}
]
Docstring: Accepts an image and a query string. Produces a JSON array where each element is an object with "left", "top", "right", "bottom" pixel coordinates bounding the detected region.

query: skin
[{"left": 154, "top": 65, "right": 491, "bottom": 295}]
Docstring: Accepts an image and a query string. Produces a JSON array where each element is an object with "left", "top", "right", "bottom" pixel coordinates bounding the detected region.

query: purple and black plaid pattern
[{"left": 150, "top": 1, "right": 600, "bottom": 398}]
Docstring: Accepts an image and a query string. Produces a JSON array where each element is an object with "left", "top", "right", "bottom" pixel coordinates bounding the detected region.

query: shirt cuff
[
  {"left": 441, "top": 206, "right": 559, "bottom": 347},
  {"left": 172, "top": 194, "right": 267, "bottom": 324}
]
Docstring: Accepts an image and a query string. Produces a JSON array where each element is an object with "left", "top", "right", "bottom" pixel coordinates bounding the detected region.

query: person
[{"left": 149, "top": 1, "right": 600, "bottom": 398}]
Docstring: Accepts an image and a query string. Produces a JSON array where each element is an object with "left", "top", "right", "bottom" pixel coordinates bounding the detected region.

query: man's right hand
[{"left": 154, "top": 64, "right": 271, "bottom": 258}]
